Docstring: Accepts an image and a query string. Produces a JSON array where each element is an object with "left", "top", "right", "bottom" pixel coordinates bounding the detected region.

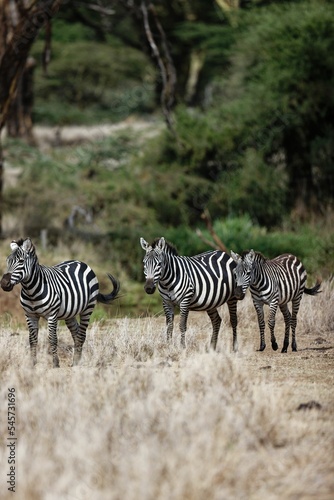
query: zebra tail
[
  {"left": 304, "top": 279, "right": 322, "bottom": 296},
  {"left": 97, "top": 273, "right": 120, "bottom": 304}
]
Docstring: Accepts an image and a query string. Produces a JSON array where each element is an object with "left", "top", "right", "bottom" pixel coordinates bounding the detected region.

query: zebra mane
[
  {"left": 151, "top": 238, "right": 179, "bottom": 256},
  {"left": 241, "top": 250, "right": 267, "bottom": 262}
]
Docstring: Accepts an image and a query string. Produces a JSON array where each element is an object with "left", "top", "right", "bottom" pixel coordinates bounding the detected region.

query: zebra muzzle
[
  {"left": 0, "top": 273, "right": 14, "bottom": 292},
  {"left": 234, "top": 286, "right": 245, "bottom": 300},
  {"left": 144, "top": 280, "right": 156, "bottom": 295}
]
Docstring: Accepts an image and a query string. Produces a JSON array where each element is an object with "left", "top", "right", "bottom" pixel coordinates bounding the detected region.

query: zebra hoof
[
  {"left": 272, "top": 342, "right": 278, "bottom": 351},
  {"left": 292, "top": 345, "right": 297, "bottom": 352},
  {"left": 281, "top": 347, "right": 288, "bottom": 353},
  {"left": 258, "top": 345, "right": 266, "bottom": 352},
  {"left": 52, "top": 354, "right": 60, "bottom": 368}
]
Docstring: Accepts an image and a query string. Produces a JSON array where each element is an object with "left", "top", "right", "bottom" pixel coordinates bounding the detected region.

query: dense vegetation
[{"left": 2, "top": 0, "right": 334, "bottom": 315}]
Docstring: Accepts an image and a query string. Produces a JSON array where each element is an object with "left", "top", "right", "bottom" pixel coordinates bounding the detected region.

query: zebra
[
  {"left": 231, "top": 249, "right": 321, "bottom": 353},
  {"left": 140, "top": 237, "right": 238, "bottom": 351},
  {"left": 0, "top": 238, "right": 120, "bottom": 367}
]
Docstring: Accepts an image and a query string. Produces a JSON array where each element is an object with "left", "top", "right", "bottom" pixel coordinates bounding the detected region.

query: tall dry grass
[{"left": 0, "top": 281, "right": 333, "bottom": 500}]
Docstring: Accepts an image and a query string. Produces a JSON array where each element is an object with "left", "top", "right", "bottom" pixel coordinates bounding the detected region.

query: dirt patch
[
  {"left": 33, "top": 117, "right": 163, "bottom": 147},
  {"left": 0, "top": 288, "right": 25, "bottom": 323}
]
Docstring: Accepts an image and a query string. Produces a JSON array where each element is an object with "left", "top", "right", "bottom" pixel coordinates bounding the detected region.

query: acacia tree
[
  {"left": 61, "top": 0, "right": 230, "bottom": 125},
  {"left": 165, "top": 1, "right": 334, "bottom": 224},
  {"left": 0, "top": 0, "right": 61, "bottom": 236}
]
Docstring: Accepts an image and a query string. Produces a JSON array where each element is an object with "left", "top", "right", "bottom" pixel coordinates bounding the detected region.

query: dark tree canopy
[{"left": 0, "top": 0, "right": 333, "bottom": 237}]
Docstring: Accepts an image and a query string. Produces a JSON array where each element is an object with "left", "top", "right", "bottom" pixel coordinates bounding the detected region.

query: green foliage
[
  {"left": 167, "top": 215, "right": 328, "bottom": 278},
  {"left": 31, "top": 37, "right": 155, "bottom": 124},
  {"left": 222, "top": 0, "right": 334, "bottom": 210},
  {"left": 163, "top": 226, "right": 208, "bottom": 257},
  {"left": 3, "top": 128, "right": 334, "bottom": 324},
  {"left": 4, "top": 0, "right": 334, "bottom": 318},
  {"left": 220, "top": 149, "right": 288, "bottom": 226},
  {"left": 161, "top": 0, "right": 334, "bottom": 226},
  {"left": 209, "top": 216, "right": 318, "bottom": 262},
  {"left": 49, "top": 19, "right": 95, "bottom": 43},
  {"left": 173, "top": 21, "right": 233, "bottom": 77}
]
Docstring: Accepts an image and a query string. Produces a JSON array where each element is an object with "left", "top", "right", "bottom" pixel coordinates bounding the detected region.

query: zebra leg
[
  {"left": 207, "top": 308, "right": 222, "bottom": 351},
  {"left": 26, "top": 315, "right": 39, "bottom": 366},
  {"left": 253, "top": 301, "right": 266, "bottom": 351},
  {"left": 68, "top": 308, "right": 93, "bottom": 366},
  {"left": 227, "top": 298, "right": 238, "bottom": 352},
  {"left": 47, "top": 317, "right": 60, "bottom": 368},
  {"left": 279, "top": 303, "right": 291, "bottom": 353},
  {"left": 291, "top": 296, "right": 302, "bottom": 352},
  {"left": 179, "top": 304, "right": 190, "bottom": 349},
  {"left": 65, "top": 317, "right": 81, "bottom": 366},
  {"left": 163, "top": 301, "right": 174, "bottom": 342},
  {"left": 268, "top": 300, "right": 279, "bottom": 351}
]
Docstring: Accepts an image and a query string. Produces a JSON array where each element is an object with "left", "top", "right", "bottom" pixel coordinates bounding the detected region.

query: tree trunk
[
  {"left": 0, "top": 0, "right": 61, "bottom": 236},
  {"left": 6, "top": 56, "right": 37, "bottom": 143},
  {"left": 284, "top": 129, "right": 319, "bottom": 220}
]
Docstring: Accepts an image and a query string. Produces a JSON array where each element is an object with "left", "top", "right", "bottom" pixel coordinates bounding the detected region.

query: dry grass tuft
[{"left": 0, "top": 281, "right": 333, "bottom": 500}]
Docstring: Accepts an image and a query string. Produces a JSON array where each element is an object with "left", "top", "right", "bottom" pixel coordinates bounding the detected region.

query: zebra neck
[
  {"left": 251, "top": 257, "right": 268, "bottom": 286},
  {"left": 21, "top": 261, "right": 43, "bottom": 290},
  {"left": 159, "top": 252, "right": 175, "bottom": 281}
]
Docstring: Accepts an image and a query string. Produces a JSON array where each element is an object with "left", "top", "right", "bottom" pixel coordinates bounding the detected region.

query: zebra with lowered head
[
  {"left": 231, "top": 249, "right": 321, "bottom": 353},
  {"left": 0, "top": 238, "right": 120, "bottom": 367},
  {"left": 140, "top": 237, "right": 238, "bottom": 351}
]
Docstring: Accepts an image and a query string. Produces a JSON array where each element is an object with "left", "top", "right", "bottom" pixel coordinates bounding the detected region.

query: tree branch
[
  {"left": 140, "top": 0, "right": 176, "bottom": 131},
  {"left": 197, "top": 209, "right": 228, "bottom": 252}
]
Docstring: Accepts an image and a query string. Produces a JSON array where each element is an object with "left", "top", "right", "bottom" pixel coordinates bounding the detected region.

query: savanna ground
[{"left": 0, "top": 280, "right": 333, "bottom": 500}]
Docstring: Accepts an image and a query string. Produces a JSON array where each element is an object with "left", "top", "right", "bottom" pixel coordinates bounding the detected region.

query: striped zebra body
[
  {"left": 1, "top": 238, "right": 120, "bottom": 367},
  {"left": 140, "top": 237, "right": 238, "bottom": 351},
  {"left": 20, "top": 261, "right": 99, "bottom": 319},
  {"left": 231, "top": 249, "right": 321, "bottom": 352}
]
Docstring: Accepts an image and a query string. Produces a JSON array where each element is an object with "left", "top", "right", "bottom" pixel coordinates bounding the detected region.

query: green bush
[
  {"left": 31, "top": 38, "right": 155, "bottom": 124},
  {"left": 220, "top": 148, "right": 288, "bottom": 226},
  {"left": 157, "top": 1, "right": 334, "bottom": 227}
]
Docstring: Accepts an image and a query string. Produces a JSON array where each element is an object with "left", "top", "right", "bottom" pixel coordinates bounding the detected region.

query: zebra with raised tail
[
  {"left": 0, "top": 238, "right": 120, "bottom": 367},
  {"left": 140, "top": 237, "right": 238, "bottom": 351},
  {"left": 231, "top": 249, "right": 321, "bottom": 353}
]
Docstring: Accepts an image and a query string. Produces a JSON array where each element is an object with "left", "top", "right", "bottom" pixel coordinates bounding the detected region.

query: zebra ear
[
  {"left": 22, "top": 238, "right": 33, "bottom": 253},
  {"left": 157, "top": 237, "right": 165, "bottom": 251},
  {"left": 245, "top": 249, "right": 255, "bottom": 266},
  {"left": 140, "top": 237, "right": 148, "bottom": 251},
  {"left": 10, "top": 241, "right": 19, "bottom": 251},
  {"left": 231, "top": 251, "right": 241, "bottom": 263}
]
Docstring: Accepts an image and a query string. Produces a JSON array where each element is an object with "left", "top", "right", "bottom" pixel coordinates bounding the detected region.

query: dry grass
[{"left": 0, "top": 282, "right": 333, "bottom": 500}]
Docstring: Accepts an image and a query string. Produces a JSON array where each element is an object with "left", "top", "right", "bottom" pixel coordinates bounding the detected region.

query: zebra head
[
  {"left": 1, "top": 238, "right": 37, "bottom": 292},
  {"left": 231, "top": 249, "right": 255, "bottom": 300},
  {"left": 140, "top": 237, "right": 166, "bottom": 294}
]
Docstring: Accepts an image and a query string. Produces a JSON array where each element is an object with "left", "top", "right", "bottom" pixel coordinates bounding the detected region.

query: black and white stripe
[
  {"left": 231, "top": 249, "right": 321, "bottom": 352},
  {"left": 1, "top": 238, "right": 120, "bottom": 367},
  {"left": 140, "top": 237, "right": 238, "bottom": 351}
]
